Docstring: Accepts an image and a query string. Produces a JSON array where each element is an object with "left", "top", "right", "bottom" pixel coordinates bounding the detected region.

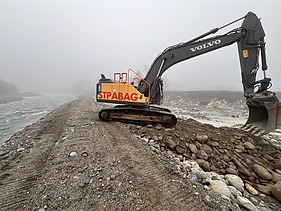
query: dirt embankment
[{"left": 0, "top": 96, "right": 236, "bottom": 211}]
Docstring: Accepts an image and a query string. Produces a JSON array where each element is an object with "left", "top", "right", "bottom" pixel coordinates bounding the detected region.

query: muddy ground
[{"left": 0, "top": 94, "right": 280, "bottom": 210}]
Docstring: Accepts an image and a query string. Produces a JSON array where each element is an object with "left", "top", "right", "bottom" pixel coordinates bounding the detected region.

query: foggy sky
[{"left": 0, "top": 0, "right": 280, "bottom": 92}]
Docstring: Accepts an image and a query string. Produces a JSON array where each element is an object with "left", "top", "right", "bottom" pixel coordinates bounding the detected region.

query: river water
[{"left": 0, "top": 94, "right": 77, "bottom": 145}]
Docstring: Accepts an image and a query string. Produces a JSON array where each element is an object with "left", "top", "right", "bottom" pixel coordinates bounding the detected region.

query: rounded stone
[
  {"left": 244, "top": 142, "right": 256, "bottom": 150},
  {"left": 196, "top": 134, "right": 209, "bottom": 143},
  {"left": 256, "top": 184, "right": 273, "bottom": 195},
  {"left": 197, "top": 150, "right": 209, "bottom": 160},
  {"left": 158, "top": 135, "right": 164, "bottom": 141},
  {"left": 196, "top": 159, "right": 210, "bottom": 172},
  {"left": 271, "top": 181, "right": 281, "bottom": 202},
  {"left": 225, "top": 174, "right": 244, "bottom": 192},
  {"left": 17, "top": 147, "right": 25, "bottom": 152},
  {"left": 201, "top": 144, "right": 212, "bottom": 154},
  {"left": 207, "top": 140, "right": 220, "bottom": 147},
  {"left": 226, "top": 168, "right": 238, "bottom": 175},
  {"left": 155, "top": 124, "right": 163, "bottom": 130},
  {"left": 189, "top": 144, "right": 198, "bottom": 154},
  {"left": 81, "top": 152, "right": 88, "bottom": 157},
  {"left": 206, "top": 178, "right": 232, "bottom": 198},
  {"left": 237, "top": 196, "right": 258, "bottom": 211},
  {"left": 175, "top": 145, "right": 187, "bottom": 155},
  {"left": 228, "top": 186, "right": 242, "bottom": 198},
  {"left": 245, "top": 183, "right": 259, "bottom": 196},
  {"left": 272, "top": 172, "right": 281, "bottom": 183},
  {"left": 223, "top": 155, "right": 230, "bottom": 162},
  {"left": 275, "top": 159, "right": 281, "bottom": 170},
  {"left": 253, "top": 164, "right": 272, "bottom": 180},
  {"left": 166, "top": 139, "right": 177, "bottom": 150},
  {"left": 232, "top": 157, "right": 251, "bottom": 177},
  {"left": 69, "top": 151, "right": 78, "bottom": 157}
]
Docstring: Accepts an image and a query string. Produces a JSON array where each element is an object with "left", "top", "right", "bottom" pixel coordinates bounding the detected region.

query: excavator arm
[
  {"left": 138, "top": 30, "right": 246, "bottom": 103},
  {"left": 138, "top": 12, "right": 268, "bottom": 104}
]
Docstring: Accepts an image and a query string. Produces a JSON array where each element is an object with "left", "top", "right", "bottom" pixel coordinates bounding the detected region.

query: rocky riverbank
[{"left": 127, "top": 119, "right": 281, "bottom": 210}]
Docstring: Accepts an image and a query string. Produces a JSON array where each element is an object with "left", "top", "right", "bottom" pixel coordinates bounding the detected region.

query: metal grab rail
[{"left": 128, "top": 68, "right": 151, "bottom": 105}]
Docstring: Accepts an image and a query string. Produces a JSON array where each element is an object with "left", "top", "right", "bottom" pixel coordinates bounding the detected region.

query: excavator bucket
[{"left": 245, "top": 98, "right": 281, "bottom": 132}]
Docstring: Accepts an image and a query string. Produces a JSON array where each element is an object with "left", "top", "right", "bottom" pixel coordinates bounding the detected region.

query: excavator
[{"left": 96, "top": 12, "right": 281, "bottom": 132}]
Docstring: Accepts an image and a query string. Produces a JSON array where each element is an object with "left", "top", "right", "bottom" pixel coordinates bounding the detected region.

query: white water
[{"left": 0, "top": 94, "right": 77, "bottom": 145}]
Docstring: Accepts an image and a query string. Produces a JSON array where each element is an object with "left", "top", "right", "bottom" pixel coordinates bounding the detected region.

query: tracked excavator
[{"left": 96, "top": 12, "right": 281, "bottom": 131}]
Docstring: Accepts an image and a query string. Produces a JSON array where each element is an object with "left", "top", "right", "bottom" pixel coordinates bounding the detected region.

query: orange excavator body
[{"left": 97, "top": 72, "right": 148, "bottom": 105}]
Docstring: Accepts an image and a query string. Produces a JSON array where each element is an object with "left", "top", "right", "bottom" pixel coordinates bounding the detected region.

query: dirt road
[{"left": 0, "top": 96, "right": 236, "bottom": 210}]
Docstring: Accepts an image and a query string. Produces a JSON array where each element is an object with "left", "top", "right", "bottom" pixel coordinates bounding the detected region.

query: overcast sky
[{"left": 0, "top": 0, "right": 280, "bottom": 92}]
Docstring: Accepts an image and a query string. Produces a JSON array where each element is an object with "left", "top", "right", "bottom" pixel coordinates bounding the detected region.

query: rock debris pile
[{"left": 127, "top": 119, "right": 281, "bottom": 210}]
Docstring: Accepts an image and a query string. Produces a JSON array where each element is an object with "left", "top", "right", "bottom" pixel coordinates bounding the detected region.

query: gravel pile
[{"left": 127, "top": 119, "right": 281, "bottom": 210}]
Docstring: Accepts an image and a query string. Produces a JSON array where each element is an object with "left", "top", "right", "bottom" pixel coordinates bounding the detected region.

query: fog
[{"left": 0, "top": 0, "right": 280, "bottom": 93}]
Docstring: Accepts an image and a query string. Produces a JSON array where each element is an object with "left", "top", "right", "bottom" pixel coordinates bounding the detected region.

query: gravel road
[{"left": 0, "top": 96, "right": 236, "bottom": 210}]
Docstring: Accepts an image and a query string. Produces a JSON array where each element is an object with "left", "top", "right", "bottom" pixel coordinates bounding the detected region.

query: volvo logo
[{"left": 190, "top": 39, "right": 221, "bottom": 52}]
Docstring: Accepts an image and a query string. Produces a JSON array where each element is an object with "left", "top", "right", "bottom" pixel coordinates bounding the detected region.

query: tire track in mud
[
  {"left": 95, "top": 117, "right": 232, "bottom": 210},
  {"left": 0, "top": 101, "right": 76, "bottom": 210}
]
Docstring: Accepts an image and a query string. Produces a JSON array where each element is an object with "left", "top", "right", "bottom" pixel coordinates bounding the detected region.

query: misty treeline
[{"left": 0, "top": 79, "right": 18, "bottom": 95}]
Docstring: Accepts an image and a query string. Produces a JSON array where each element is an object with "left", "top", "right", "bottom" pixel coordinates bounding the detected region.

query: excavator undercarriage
[{"left": 98, "top": 105, "right": 177, "bottom": 127}]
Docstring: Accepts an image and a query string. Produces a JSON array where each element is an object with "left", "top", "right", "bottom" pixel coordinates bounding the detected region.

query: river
[{"left": 0, "top": 94, "right": 77, "bottom": 145}]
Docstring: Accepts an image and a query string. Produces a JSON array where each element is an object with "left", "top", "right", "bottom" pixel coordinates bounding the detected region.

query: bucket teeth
[{"left": 241, "top": 124, "right": 266, "bottom": 136}]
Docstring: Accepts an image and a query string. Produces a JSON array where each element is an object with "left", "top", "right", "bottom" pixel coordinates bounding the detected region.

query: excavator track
[{"left": 98, "top": 105, "right": 177, "bottom": 127}]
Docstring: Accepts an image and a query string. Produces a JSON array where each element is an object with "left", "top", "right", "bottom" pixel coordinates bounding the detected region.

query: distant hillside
[{"left": 0, "top": 80, "right": 18, "bottom": 95}]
